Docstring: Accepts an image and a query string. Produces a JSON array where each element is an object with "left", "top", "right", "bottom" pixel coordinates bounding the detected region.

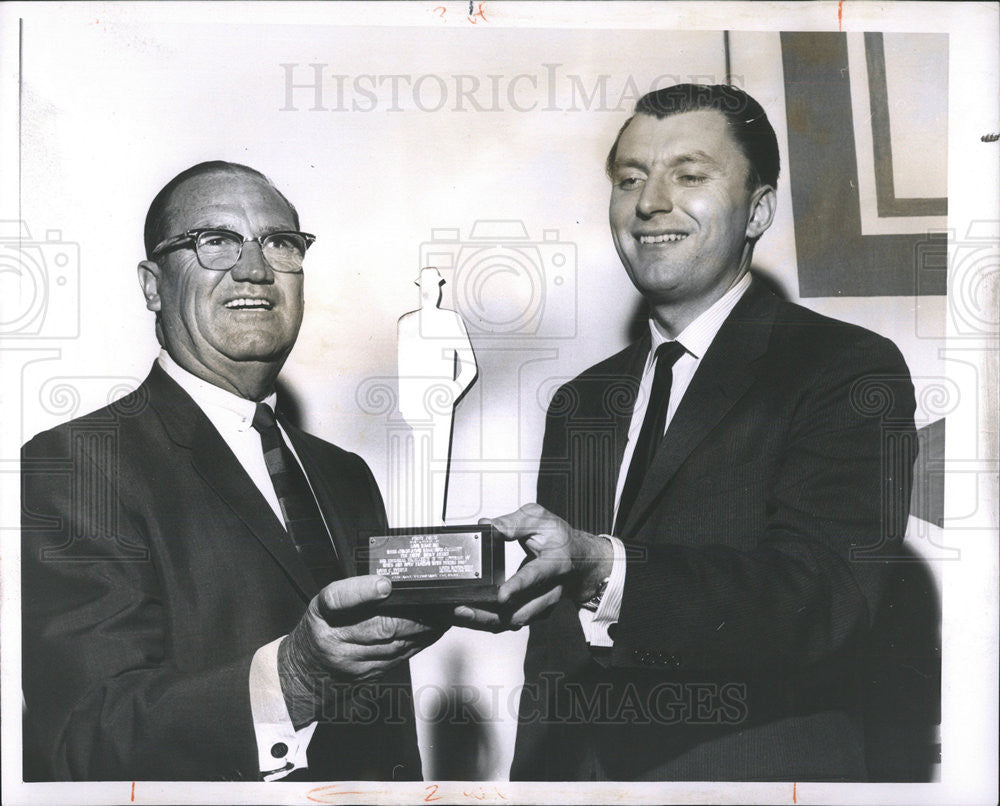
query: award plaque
[
  {"left": 363, "top": 524, "right": 504, "bottom": 606},
  {"left": 377, "top": 268, "right": 502, "bottom": 607}
]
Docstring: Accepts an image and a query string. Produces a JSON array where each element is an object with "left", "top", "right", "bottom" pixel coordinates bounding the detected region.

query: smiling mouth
[
  {"left": 638, "top": 233, "right": 689, "bottom": 244},
  {"left": 225, "top": 298, "right": 274, "bottom": 310}
]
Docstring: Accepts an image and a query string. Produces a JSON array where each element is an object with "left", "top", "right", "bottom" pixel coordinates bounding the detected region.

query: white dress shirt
[
  {"left": 578, "top": 273, "right": 753, "bottom": 646},
  {"left": 157, "top": 351, "right": 317, "bottom": 780}
]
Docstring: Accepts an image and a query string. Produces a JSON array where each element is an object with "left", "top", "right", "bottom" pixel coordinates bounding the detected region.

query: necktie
[
  {"left": 614, "top": 341, "right": 687, "bottom": 534},
  {"left": 252, "top": 403, "right": 342, "bottom": 587}
]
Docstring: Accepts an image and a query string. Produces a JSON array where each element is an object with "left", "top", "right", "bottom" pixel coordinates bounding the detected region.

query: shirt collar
[
  {"left": 156, "top": 349, "right": 277, "bottom": 432},
  {"left": 645, "top": 272, "right": 753, "bottom": 371}
]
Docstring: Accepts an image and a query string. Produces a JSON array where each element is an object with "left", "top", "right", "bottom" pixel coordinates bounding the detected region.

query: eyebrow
[
  {"left": 611, "top": 150, "right": 722, "bottom": 176},
  {"left": 669, "top": 150, "right": 721, "bottom": 168},
  {"left": 611, "top": 158, "right": 648, "bottom": 174},
  {"left": 256, "top": 224, "right": 295, "bottom": 236},
  {"left": 193, "top": 222, "right": 293, "bottom": 237}
]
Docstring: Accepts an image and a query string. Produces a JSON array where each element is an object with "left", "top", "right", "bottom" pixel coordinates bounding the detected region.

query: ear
[
  {"left": 137, "top": 260, "right": 162, "bottom": 312},
  {"left": 745, "top": 184, "right": 777, "bottom": 241}
]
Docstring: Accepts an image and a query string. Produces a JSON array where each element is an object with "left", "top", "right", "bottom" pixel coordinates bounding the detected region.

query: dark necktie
[
  {"left": 614, "top": 341, "right": 687, "bottom": 534},
  {"left": 251, "top": 402, "right": 342, "bottom": 587}
]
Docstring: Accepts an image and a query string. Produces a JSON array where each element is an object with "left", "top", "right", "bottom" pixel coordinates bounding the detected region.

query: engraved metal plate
[
  {"left": 369, "top": 531, "right": 482, "bottom": 582},
  {"left": 360, "top": 524, "right": 503, "bottom": 607}
]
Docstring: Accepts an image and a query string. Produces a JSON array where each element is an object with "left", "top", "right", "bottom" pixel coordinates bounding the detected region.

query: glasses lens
[
  {"left": 195, "top": 230, "right": 243, "bottom": 270},
  {"left": 261, "top": 233, "right": 308, "bottom": 272}
]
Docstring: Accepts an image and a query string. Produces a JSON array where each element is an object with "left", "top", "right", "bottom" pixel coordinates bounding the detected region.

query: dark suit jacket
[
  {"left": 21, "top": 363, "right": 421, "bottom": 781},
  {"left": 511, "top": 282, "right": 918, "bottom": 781}
]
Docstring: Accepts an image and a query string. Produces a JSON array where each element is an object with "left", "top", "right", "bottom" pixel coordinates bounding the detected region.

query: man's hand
[
  {"left": 452, "top": 503, "right": 613, "bottom": 632},
  {"left": 278, "top": 575, "right": 445, "bottom": 728}
]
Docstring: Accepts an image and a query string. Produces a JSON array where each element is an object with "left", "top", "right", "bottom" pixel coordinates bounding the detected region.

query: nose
[
  {"left": 635, "top": 175, "right": 673, "bottom": 218},
  {"left": 228, "top": 240, "right": 274, "bottom": 283}
]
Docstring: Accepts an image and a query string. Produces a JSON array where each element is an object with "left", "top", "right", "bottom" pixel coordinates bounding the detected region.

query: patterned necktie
[
  {"left": 614, "top": 341, "right": 687, "bottom": 535},
  {"left": 251, "top": 402, "right": 341, "bottom": 586}
]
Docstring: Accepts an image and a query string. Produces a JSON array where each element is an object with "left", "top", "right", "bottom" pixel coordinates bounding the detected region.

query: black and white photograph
[{"left": 1, "top": 2, "right": 996, "bottom": 804}]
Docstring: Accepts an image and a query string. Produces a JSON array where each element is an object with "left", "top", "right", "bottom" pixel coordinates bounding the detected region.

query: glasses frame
[{"left": 150, "top": 228, "right": 317, "bottom": 273}]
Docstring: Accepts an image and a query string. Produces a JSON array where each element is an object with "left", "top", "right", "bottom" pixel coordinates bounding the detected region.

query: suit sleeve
[
  {"left": 607, "top": 334, "right": 918, "bottom": 673},
  {"left": 21, "top": 432, "right": 261, "bottom": 781}
]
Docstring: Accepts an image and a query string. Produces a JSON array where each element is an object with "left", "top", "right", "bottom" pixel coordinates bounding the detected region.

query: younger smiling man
[{"left": 457, "top": 85, "right": 918, "bottom": 781}]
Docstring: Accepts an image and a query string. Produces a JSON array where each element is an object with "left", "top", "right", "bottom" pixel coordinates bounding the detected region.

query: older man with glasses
[{"left": 21, "top": 161, "right": 444, "bottom": 781}]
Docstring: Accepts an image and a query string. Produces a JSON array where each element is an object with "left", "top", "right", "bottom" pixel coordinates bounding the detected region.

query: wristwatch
[{"left": 579, "top": 576, "right": 610, "bottom": 612}]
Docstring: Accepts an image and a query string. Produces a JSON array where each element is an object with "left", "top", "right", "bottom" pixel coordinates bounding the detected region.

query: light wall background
[{"left": 4, "top": 4, "right": 991, "bottom": 788}]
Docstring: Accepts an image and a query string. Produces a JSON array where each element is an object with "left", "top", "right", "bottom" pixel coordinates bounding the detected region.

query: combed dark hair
[
  {"left": 605, "top": 84, "right": 780, "bottom": 190},
  {"left": 143, "top": 161, "right": 300, "bottom": 259}
]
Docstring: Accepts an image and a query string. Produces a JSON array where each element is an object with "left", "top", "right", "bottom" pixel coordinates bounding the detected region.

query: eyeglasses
[{"left": 151, "top": 228, "right": 316, "bottom": 273}]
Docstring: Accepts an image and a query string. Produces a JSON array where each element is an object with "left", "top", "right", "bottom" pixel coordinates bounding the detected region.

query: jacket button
[{"left": 271, "top": 742, "right": 288, "bottom": 758}]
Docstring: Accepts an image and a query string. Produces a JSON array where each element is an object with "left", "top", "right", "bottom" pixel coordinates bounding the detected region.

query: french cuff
[
  {"left": 250, "top": 637, "right": 318, "bottom": 781},
  {"left": 578, "top": 535, "right": 627, "bottom": 647}
]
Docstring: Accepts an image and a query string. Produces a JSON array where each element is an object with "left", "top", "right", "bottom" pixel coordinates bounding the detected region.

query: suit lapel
[
  {"left": 571, "top": 337, "right": 651, "bottom": 535},
  {"left": 283, "top": 428, "right": 359, "bottom": 578},
  {"left": 609, "top": 335, "right": 652, "bottom": 497},
  {"left": 146, "top": 364, "right": 318, "bottom": 601},
  {"left": 618, "top": 283, "right": 778, "bottom": 539}
]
